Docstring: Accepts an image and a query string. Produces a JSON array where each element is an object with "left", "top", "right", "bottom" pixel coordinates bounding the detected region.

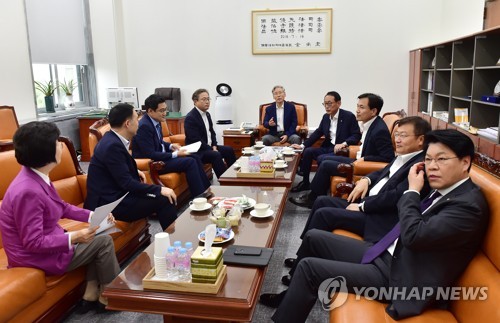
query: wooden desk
[
  {"left": 103, "top": 186, "right": 287, "bottom": 322},
  {"left": 165, "top": 113, "right": 185, "bottom": 135},
  {"left": 223, "top": 133, "right": 255, "bottom": 158},
  {"left": 78, "top": 113, "right": 107, "bottom": 161}
]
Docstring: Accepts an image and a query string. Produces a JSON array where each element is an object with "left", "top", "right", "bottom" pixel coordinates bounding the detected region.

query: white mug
[
  {"left": 283, "top": 147, "right": 293, "bottom": 153},
  {"left": 243, "top": 147, "right": 253, "bottom": 153},
  {"left": 190, "top": 197, "right": 207, "bottom": 209},
  {"left": 255, "top": 141, "right": 264, "bottom": 147},
  {"left": 254, "top": 203, "right": 270, "bottom": 216}
]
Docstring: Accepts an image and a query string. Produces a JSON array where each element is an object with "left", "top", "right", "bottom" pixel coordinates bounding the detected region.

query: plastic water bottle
[
  {"left": 185, "top": 242, "right": 194, "bottom": 258},
  {"left": 165, "top": 246, "right": 177, "bottom": 280},
  {"left": 173, "top": 240, "right": 182, "bottom": 252},
  {"left": 176, "top": 248, "right": 191, "bottom": 281}
]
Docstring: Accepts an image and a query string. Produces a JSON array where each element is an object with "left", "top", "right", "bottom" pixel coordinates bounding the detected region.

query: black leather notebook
[{"left": 223, "top": 245, "right": 273, "bottom": 267}]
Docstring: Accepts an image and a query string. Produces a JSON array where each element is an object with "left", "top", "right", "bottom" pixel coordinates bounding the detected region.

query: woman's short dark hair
[
  {"left": 325, "top": 91, "right": 341, "bottom": 102},
  {"left": 108, "top": 103, "right": 134, "bottom": 128},
  {"left": 424, "top": 129, "right": 475, "bottom": 171},
  {"left": 13, "top": 121, "right": 60, "bottom": 168},
  {"left": 144, "top": 94, "right": 166, "bottom": 111}
]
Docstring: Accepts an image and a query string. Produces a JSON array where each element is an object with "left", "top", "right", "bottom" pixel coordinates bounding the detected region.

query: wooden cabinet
[
  {"left": 223, "top": 134, "right": 255, "bottom": 158},
  {"left": 409, "top": 27, "right": 500, "bottom": 160},
  {"left": 165, "top": 114, "right": 185, "bottom": 135},
  {"left": 78, "top": 114, "right": 107, "bottom": 162}
]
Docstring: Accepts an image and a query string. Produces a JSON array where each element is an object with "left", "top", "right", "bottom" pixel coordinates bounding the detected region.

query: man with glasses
[
  {"left": 289, "top": 91, "right": 361, "bottom": 192},
  {"left": 132, "top": 94, "right": 211, "bottom": 197},
  {"left": 280, "top": 116, "right": 431, "bottom": 282},
  {"left": 184, "top": 89, "right": 236, "bottom": 178},
  {"left": 262, "top": 85, "right": 301, "bottom": 146}
]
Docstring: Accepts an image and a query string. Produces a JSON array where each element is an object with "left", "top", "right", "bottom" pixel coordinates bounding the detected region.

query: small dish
[
  {"left": 233, "top": 163, "right": 241, "bottom": 169},
  {"left": 250, "top": 209, "right": 274, "bottom": 218},
  {"left": 189, "top": 203, "right": 212, "bottom": 212},
  {"left": 273, "top": 163, "right": 288, "bottom": 169},
  {"left": 254, "top": 145, "right": 265, "bottom": 149},
  {"left": 282, "top": 151, "right": 295, "bottom": 156},
  {"left": 219, "top": 197, "right": 256, "bottom": 210},
  {"left": 198, "top": 230, "right": 235, "bottom": 244}
]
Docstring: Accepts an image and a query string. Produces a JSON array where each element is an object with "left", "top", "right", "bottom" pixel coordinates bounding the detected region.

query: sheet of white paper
[
  {"left": 180, "top": 141, "right": 201, "bottom": 153},
  {"left": 91, "top": 192, "right": 128, "bottom": 235}
]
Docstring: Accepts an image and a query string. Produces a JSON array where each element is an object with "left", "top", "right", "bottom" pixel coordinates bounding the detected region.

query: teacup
[
  {"left": 283, "top": 147, "right": 294, "bottom": 154},
  {"left": 254, "top": 203, "right": 271, "bottom": 216},
  {"left": 275, "top": 160, "right": 286, "bottom": 168},
  {"left": 255, "top": 141, "right": 264, "bottom": 147},
  {"left": 190, "top": 197, "right": 207, "bottom": 209},
  {"left": 243, "top": 147, "right": 253, "bottom": 153}
]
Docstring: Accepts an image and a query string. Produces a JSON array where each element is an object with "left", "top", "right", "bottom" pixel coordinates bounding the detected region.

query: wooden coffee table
[
  {"left": 103, "top": 186, "right": 287, "bottom": 322},
  {"left": 218, "top": 154, "right": 300, "bottom": 188}
]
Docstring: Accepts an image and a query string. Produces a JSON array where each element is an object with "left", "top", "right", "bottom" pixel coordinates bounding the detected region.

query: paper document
[
  {"left": 181, "top": 141, "right": 201, "bottom": 153},
  {"left": 91, "top": 192, "right": 128, "bottom": 235}
]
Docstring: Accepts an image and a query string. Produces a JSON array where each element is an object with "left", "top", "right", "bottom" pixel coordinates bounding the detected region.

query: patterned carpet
[{"left": 63, "top": 168, "right": 328, "bottom": 322}]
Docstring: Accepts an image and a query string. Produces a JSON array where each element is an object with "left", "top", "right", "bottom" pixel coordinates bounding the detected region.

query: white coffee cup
[
  {"left": 255, "top": 141, "right": 264, "bottom": 147},
  {"left": 243, "top": 147, "right": 253, "bottom": 153},
  {"left": 275, "top": 160, "right": 285, "bottom": 167},
  {"left": 190, "top": 197, "right": 207, "bottom": 209},
  {"left": 254, "top": 203, "right": 270, "bottom": 216},
  {"left": 283, "top": 147, "right": 293, "bottom": 153}
]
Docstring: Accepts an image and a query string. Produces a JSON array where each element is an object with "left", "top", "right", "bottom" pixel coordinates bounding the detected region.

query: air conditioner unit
[{"left": 106, "top": 87, "right": 139, "bottom": 109}]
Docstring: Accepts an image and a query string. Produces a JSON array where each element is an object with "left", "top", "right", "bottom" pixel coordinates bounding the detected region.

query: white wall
[
  {"left": 0, "top": 1, "right": 37, "bottom": 122},
  {"left": 0, "top": 0, "right": 485, "bottom": 125},
  {"left": 92, "top": 0, "right": 485, "bottom": 127}
]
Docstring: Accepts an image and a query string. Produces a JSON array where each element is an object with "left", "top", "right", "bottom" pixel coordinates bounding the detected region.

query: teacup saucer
[
  {"left": 273, "top": 163, "right": 288, "bottom": 169},
  {"left": 233, "top": 163, "right": 241, "bottom": 169},
  {"left": 250, "top": 209, "right": 274, "bottom": 218},
  {"left": 254, "top": 145, "right": 265, "bottom": 149},
  {"left": 189, "top": 203, "right": 212, "bottom": 212},
  {"left": 282, "top": 151, "right": 295, "bottom": 156}
]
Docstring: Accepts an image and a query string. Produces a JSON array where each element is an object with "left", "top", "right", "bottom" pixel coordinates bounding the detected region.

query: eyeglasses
[
  {"left": 322, "top": 102, "right": 335, "bottom": 107},
  {"left": 157, "top": 108, "right": 168, "bottom": 113},
  {"left": 424, "top": 156, "right": 459, "bottom": 165},
  {"left": 199, "top": 97, "right": 211, "bottom": 102},
  {"left": 393, "top": 132, "right": 418, "bottom": 139}
]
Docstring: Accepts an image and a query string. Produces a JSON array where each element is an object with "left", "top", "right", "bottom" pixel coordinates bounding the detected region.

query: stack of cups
[{"left": 154, "top": 232, "right": 171, "bottom": 279}]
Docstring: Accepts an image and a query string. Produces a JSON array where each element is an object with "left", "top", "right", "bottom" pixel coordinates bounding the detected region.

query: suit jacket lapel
[
  {"left": 425, "top": 179, "right": 474, "bottom": 214},
  {"left": 145, "top": 114, "right": 161, "bottom": 150},
  {"left": 24, "top": 168, "right": 65, "bottom": 205}
]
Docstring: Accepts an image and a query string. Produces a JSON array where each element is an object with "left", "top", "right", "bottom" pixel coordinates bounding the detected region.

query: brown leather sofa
[
  {"left": 0, "top": 137, "right": 150, "bottom": 323},
  {"left": 255, "top": 101, "right": 308, "bottom": 145},
  {"left": 329, "top": 156, "right": 500, "bottom": 322},
  {"left": 89, "top": 117, "right": 212, "bottom": 206},
  {"left": 0, "top": 106, "right": 19, "bottom": 152}
]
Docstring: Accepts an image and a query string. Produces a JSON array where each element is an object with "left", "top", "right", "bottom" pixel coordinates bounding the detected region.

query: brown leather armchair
[
  {"left": 0, "top": 106, "right": 19, "bottom": 152},
  {"left": 255, "top": 101, "right": 308, "bottom": 145}
]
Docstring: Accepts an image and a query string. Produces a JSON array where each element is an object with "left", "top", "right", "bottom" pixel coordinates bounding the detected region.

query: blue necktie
[
  {"left": 155, "top": 123, "right": 163, "bottom": 141},
  {"left": 360, "top": 191, "right": 442, "bottom": 264}
]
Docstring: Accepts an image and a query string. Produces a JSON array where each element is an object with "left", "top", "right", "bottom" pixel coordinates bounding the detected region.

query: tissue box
[
  {"left": 190, "top": 246, "right": 224, "bottom": 283},
  {"left": 260, "top": 161, "right": 274, "bottom": 173}
]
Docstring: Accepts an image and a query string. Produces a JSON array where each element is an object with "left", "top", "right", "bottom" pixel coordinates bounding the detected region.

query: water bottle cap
[
  {"left": 167, "top": 246, "right": 175, "bottom": 252},
  {"left": 174, "top": 241, "right": 182, "bottom": 247},
  {"left": 179, "top": 248, "right": 187, "bottom": 254},
  {"left": 185, "top": 242, "right": 192, "bottom": 248}
]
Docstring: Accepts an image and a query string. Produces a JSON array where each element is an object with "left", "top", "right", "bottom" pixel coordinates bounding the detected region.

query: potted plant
[
  {"left": 60, "top": 79, "right": 77, "bottom": 109},
  {"left": 34, "top": 80, "right": 58, "bottom": 113}
]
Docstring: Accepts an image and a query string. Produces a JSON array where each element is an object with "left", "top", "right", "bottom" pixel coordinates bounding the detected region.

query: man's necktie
[
  {"left": 361, "top": 191, "right": 442, "bottom": 264},
  {"left": 155, "top": 123, "right": 163, "bottom": 141}
]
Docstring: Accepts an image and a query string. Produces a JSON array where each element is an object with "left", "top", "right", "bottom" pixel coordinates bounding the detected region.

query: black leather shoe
[
  {"left": 284, "top": 258, "right": 296, "bottom": 268},
  {"left": 259, "top": 290, "right": 287, "bottom": 308},
  {"left": 96, "top": 301, "right": 108, "bottom": 314},
  {"left": 288, "top": 194, "right": 313, "bottom": 208},
  {"left": 75, "top": 300, "right": 98, "bottom": 314},
  {"left": 281, "top": 275, "right": 292, "bottom": 286},
  {"left": 291, "top": 181, "right": 310, "bottom": 193}
]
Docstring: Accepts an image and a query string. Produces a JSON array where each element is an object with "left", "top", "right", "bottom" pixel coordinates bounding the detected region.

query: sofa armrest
[
  {"left": 298, "top": 126, "right": 308, "bottom": 141},
  {"left": 149, "top": 161, "right": 166, "bottom": 186},
  {"left": 168, "top": 134, "right": 186, "bottom": 146},
  {"left": 0, "top": 268, "right": 46, "bottom": 323},
  {"left": 333, "top": 163, "right": 355, "bottom": 198},
  {"left": 352, "top": 160, "right": 387, "bottom": 176}
]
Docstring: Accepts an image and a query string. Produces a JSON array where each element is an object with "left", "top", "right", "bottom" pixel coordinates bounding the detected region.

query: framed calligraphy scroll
[{"left": 252, "top": 8, "right": 332, "bottom": 55}]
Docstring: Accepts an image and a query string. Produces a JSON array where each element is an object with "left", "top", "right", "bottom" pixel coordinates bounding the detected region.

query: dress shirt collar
[
  {"left": 111, "top": 129, "right": 130, "bottom": 150},
  {"left": 149, "top": 114, "right": 161, "bottom": 129},
  {"left": 31, "top": 168, "right": 51, "bottom": 186},
  {"left": 276, "top": 102, "right": 284, "bottom": 109},
  {"left": 437, "top": 177, "right": 470, "bottom": 197},
  {"left": 330, "top": 110, "right": 339, "bottom": 120},
  {"left": 397, "top": 150, "right": 422, "bottom": 162},
  {"left": 360, "top": 116, "right": 376, "bottom": 132},
  {"left": 195, "top": 107, "right": 207, "bottom": 116}
]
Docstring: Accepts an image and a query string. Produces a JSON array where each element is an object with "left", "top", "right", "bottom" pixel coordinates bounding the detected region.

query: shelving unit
[{"left": 408, "top": 26, "right": 500, "bottom": 160}]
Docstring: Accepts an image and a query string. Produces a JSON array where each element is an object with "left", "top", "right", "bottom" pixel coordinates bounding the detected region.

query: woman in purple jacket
[{"left": 0, "top": 122, "right": 119, "bottom": 313}]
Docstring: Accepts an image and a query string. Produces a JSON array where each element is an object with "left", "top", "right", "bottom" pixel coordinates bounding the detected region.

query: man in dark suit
[
  {"left": 184, "top": 89, "right": 236, "bottom": 178},
  {"left": 262, "top": 85, "right": 301, "bottom": 146},
  {"left": 290, "top": 91, "right": 361, "bottom": 192},
  {"left": 84, "top": 104, "right": 178, "bottom": 231},
  {"left": 131, "top": 94, "right": 210, "bottom": 197},
  {"left": 282, "top": 116, "right": 431, "bottom": 281},
  {"left": 290, "top": 93, "right": 394, "bottom": 200},
  {"left": 260, "top": 129, "right": 489, "bottom": 323}
]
